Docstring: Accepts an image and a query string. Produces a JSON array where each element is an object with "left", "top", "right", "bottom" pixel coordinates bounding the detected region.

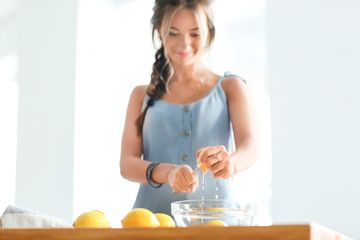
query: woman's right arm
[{"left": 120, "top": 85, "right": 149, "bottom": 183}]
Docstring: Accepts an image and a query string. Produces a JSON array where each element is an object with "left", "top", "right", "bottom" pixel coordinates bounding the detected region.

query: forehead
[{"left": 170, "top": 8, "right": 199, "bottom": 29}]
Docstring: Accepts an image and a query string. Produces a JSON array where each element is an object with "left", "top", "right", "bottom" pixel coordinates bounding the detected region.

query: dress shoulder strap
[{"left": 223, "top": 71, "right": 247, "bottom": 84}]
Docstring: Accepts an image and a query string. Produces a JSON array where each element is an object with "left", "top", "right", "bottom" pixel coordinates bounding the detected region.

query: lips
[{"left": 176, "top": 51, "right": 191, "bottom": 58}]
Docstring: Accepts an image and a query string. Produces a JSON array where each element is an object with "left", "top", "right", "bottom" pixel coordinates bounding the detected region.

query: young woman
[{"left": 120, "top": 0, "right": 260, "bottom": 216}]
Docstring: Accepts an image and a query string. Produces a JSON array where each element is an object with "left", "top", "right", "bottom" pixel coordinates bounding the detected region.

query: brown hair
[{"left": 136, "top": 0, "right": 216, "bottom": 136}]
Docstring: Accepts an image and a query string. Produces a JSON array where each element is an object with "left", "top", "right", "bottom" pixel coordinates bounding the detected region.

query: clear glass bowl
[{"left": 171, "top": 199, "right": 256, "bottom": 227}]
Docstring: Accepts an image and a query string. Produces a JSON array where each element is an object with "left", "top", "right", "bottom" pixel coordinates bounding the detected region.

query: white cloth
[{"left": 0, "top": 205, "right": 72, "bottom": 228}]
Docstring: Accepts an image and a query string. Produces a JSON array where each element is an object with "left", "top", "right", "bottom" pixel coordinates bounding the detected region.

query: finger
[
  {"left": 183, "top": 172, "right": 197, "bottom": 186},
  {"left": 202, "top": 145, "right": 226, "bottom": 158},
  {"left": 174, "top": 182, "right": 188, "bottom": 192},
  {"left": 207, "top": 154, "right": 220, "bottom": 167},
  {"left": 173, "top": 170, "right": 188, "bottom": 192},
  {"left": 209, "top": 153, "right": 230, "bottom": 175},
  {"left": 213, "top": 166, "right": 232, "bottom": 179},
  {"left": 207, "top": 151, "right": 226, "bottom": 170},
  {"left": 213, "top": 168, "right": 225, "bottom": 178},
  {"left": 213, "top": 150, "right": 230, "bottom": 166},
  {"left": 189, "top": 175, "right": 199, "bottom": 193},
  {"left": 190, "top": 179, "right": 199, "bottom": 193},
  {"left": 210, "top": 159, "right": 225, "bottom": 174},
  {"left": 212, "top": 158, "right": 233, "bottom": 179},
  {"left": 182, "top": 166, "right": 196, "bottom": 182},
  {"left": 178, "top": 175, "right": 190, "bottom": 192},
  {"left": 196, "top": 148, "right": 207, "bottom": 157},
  {"left": 182, "top": 173, "right": 198, "bottom": 193},
  {"left": 216, "top": 150, "right": 226, "bottom": 161},
  {"left": 201, "top": 146, "right": 226, "bottom": 165}
]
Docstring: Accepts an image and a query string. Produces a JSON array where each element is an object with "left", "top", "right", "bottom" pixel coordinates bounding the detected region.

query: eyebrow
[{"left": 170, "top": 26, "right": 199, "bottom": 31}]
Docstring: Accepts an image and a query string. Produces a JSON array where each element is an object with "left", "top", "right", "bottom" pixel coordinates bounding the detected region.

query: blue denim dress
[{"left": 133, "top": 72, "right": 237, "bottom": 216}]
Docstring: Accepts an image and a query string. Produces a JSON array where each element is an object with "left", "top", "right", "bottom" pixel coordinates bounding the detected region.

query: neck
[{"left": 171, "top": 63, "right": 207, "bottom": 83}]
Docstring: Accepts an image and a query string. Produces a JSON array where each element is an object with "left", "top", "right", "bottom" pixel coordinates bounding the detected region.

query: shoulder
[
  {"left": 130, "top": 85, "right": 148, "bottom": 102},
  {"left": 131, "top": 85, "right": 147, "bottom": 96},
  {"left": 127, "top": 85, "right": 148, "bottom": 110},
  {"left": 221, "top": 75, "right": 248, "bottom": 97}
]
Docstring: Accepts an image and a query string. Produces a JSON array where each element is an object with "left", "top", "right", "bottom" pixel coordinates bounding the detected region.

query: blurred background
[{"left": 0, "top": 0, "right": 359, "bottom": 238}]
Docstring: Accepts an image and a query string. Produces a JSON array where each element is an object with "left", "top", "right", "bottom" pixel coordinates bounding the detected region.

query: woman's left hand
[{"left": 196, "top": 145, "right": 236, "bottom": 179}]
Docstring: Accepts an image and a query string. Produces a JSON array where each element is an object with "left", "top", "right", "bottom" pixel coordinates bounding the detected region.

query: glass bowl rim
[
  {"left": 171, "top": 198, "right": 257, "bottom": 215},
  {"left": 171, "top": 198, "right": 256, "bottom": 205}
]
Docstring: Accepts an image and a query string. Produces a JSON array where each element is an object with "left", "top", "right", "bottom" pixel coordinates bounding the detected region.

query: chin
[{"left": 174, "top": 58, "right": 196, "bottom": 67}]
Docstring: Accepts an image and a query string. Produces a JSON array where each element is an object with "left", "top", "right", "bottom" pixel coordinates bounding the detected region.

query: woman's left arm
[
  {"left": 198, "top": 76, "right": 261, "bottom": 178},
  {"left": 225, "top": 76, "right": 260, "bottom": 174}
]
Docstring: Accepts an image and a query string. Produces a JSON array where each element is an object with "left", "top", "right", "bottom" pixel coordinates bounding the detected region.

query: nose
[{"left": 178, "top": 34, "right": 191, "bottom": 51}]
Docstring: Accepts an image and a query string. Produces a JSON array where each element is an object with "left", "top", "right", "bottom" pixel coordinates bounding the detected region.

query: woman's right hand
[{"left": 168, "top": 165, "right": 199, "bottom": 193}]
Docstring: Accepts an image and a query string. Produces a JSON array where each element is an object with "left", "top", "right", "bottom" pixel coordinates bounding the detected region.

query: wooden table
[{"left": 0, "top": 223, "right": 353, "bottom": 240}]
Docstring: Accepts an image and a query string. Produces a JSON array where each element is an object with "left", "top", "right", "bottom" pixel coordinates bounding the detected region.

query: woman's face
[{"left": 162, "top": 8, "right": 203, "bottom": 67}]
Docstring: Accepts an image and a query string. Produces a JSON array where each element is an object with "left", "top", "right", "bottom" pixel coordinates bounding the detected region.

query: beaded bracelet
[{"left": 146, "top": 162, "right": 163, "bottom": 188}]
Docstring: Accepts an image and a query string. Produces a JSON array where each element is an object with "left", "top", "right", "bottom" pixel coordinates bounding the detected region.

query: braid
[
  {"left": 148, "top": 45, "right": 169, "bottom": 99},
  {"left": 136, "top": 45, "right": 170, "bottom": 136}
]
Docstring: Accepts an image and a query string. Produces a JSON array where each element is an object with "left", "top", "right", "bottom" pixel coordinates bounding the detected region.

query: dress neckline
[{"left": 157, "top": 75, "right": 225, "bottom": 107}]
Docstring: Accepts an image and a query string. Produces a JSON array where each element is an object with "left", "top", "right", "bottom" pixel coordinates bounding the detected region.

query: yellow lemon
[
  {"left": 122, "top": 208, "right": 160, "bottom": 228},
  {"left": 154, "top": 213, "right": 175, "bottom": 227},
  {"left": 197, "top": 149, "right": 208, "bottom": 173},
  {"left": 206, "top": 220, "right": 228, "bottom": 227},
  {"left": 73, "top": 210, "right": 111, "bottom": 228}
]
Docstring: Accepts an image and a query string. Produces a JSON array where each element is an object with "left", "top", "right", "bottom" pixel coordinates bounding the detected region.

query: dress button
[
  {"left": 185, "top": 130, "right": 190, "bottom": 136},
  {"left": 182, "top": 155, "right": 188, "bottom": 161},
  {"left": 184, "top": 106, "right": 189, "bottom": 112}
]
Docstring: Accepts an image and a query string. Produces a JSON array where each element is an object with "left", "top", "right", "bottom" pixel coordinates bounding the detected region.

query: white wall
[
  {"left": 15, "top": 0, "right": 78, "bottom": 222},
  {"left": 73, "top": 0, "right": 154, "bottom": 227},
  {"left": 267, "top": 0, "right": 360, "bottom": 238},
  {"left": 0, "top": 11, "right": 18, "bottom": 213}
]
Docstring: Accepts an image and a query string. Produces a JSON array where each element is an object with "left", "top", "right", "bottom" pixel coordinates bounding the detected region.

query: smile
[{"left": 176, "top": 51, "right": 191, "bottom": 58}]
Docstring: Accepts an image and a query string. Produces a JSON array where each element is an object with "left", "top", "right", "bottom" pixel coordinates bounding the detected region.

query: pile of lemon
[
  {"left": 72, "top": 208, "right": 175, "bottom": 228},
  {"left": 121, "top": 208, "right": 175, "bottom": 228}
]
